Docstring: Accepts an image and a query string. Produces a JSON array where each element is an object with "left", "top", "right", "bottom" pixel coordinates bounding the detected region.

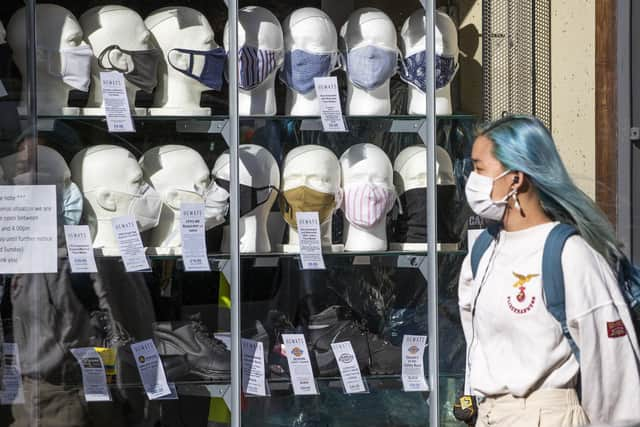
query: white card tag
[
  {"left": 64, "top": 225, "right": 98, "bottom": 273},
  {"left": 180, "top": 203, "right": 210, "bottom": 272},
  {"left": 70, "top": 347, "right": 112, "bottom": 402},
  {"left": 130, "top": 339, "right": 172, "bottom": 400},
  {"left": 100, "top": 71, "right": 135, "bottom": 133},
  {"left": 401, "top": 335, "right": 429, "bottom": 392},
  {"left": 154, "top": 382, "right": 179, "bottom": 400},
  {"left": 313, "top": 76, "right": 347, "bottom": 132},
  {"left": 241, "top": 338, "right": 267, "bottom": 396},
  {"left": 295, "top": 212, "right": 325, "bottom": 270},
  {"left": 111, "top": 216, "right": 150, "bottom": 272},
  {"left": 330, "top": 341, "right": 367, "bottom": 394},
  {"left": 0, "top": 80, "right": 7, "bottom": 98},
  {"left": 282, "top": 334, "right": 318, "bottom": 395},
  {"left": 1, "top": 343, "right": 25, "bottom": 405},
  {"left": 0, "top": 185, "right": 57, "bottom": 274}
]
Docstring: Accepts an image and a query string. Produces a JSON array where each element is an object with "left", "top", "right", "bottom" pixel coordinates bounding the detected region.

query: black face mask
[
  {"left": 98, "top": 45, "right": 162, "bottom": 93},
  {"left": 215, "top": 178, "right": 276, "bottom": 223},
  {"left": 0, "top": 43, "right": 12, "bottom": 81},
  {"left": 394, "top": 186, "right": 458, "bottom": 244}
]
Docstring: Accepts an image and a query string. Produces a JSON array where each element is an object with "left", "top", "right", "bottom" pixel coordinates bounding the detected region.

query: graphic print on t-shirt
[{"left": 507, "top": 271, "right": 540, "bottom": 314}]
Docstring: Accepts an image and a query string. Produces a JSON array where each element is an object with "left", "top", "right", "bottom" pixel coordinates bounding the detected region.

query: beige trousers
[{"left": 476, "top": 388, "right": 589, "bottom": 427}]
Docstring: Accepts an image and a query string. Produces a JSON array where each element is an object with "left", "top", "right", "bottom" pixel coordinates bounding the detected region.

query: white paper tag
[
  {"left": 100, "top": 71, "right": 135, "bottom": 133},
  {"left": 154, "top": 382, "right": 179, "bottom": 400},
  {"left": 241, "top": 338, "right": 267, "bottom": 396},
  {"left": 401, "top": 335, "right": 429, "bottom": 392},
  {"left": 295, "top": 212, "right": 325, "bottom": 270},
  {"left": 0, "top": 185, "right": 57, "bottom": 274},
  {"left": 214, "top": 332, "right": 231, "bottom": 350},
  {"left": 111, "top": 216, "right": 149, "bottom": 272},
  {"left": 0, "top": 80, "right": 8, "bottom": 98},
  {"left": 314, "top": 76, "right": 347, "bottom": 132},
  {"left": 330, "top": 341, "right": 367, "bottom": 394},
  {"left": 282, "top": 334, "right": 318, "bottom": 395},
  {"left": 64, "top": 225, "right": 98, "bottom": 273},
  {"left": 467, "top": 228, "right": 484, "bottom": 251},
  {"left": 130, "top": 339, "right": 172, "bottom": 400},
  {"left": 180, "top": 203, "right": 210, "bottom": 272},
  {"left": 70, "top": 347, "right": 112, "bottom": 402},
  {"left": 1, "top": 343, "right": 25, "bottom": 405}
]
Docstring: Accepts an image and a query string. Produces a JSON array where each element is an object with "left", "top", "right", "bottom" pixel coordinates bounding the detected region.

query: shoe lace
[{"left": 190, "top": 319, "right": 227, "bottom": 350}]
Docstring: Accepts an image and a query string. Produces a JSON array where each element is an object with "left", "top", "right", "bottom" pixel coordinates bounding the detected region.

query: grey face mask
[
  {"left": 342, "top": 45, "right": 398, "bottom": 91},
  {"left": 98, "top": 44, "right": 162, "bottom": 93}
]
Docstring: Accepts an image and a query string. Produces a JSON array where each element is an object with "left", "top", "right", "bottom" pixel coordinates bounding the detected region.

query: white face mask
[
  {"left": 126, "top": 182, "right": 163, "bottom": 231},
  {"left": 204, "top": 181, "right": 229, "bottom": 229},
  {"left": 465, "top": 169, "right": 514, "bottom": 221},
  {"left": 39, "top": 45, "right": 93, "bottom": 92}
]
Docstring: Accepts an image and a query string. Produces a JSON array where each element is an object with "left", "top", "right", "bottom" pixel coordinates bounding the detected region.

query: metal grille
[{"left": 482, "top": 0, "right": 552, "bottom": 129}]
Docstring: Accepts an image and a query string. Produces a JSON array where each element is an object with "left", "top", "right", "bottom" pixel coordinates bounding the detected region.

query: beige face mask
[{"left": 279, "top": 186, "right": 337, "bottom": 229}]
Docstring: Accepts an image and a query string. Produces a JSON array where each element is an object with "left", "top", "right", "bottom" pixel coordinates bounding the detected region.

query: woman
[{"left": 458, "top": 115, "right": 640, "bottom": 426}]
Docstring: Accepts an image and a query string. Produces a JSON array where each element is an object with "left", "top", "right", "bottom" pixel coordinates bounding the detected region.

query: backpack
[{"left": 470, "top": 223, "right": 640, "bottom": 362}]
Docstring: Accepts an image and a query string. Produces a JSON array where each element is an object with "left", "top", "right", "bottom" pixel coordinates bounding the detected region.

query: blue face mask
[
  {"left": 343, "top": 45, "right": 398, "bottom": 91},
  {"left": 168, "top": 47, "right": 226, "bottom": 91},
  {"left": 237, "top": 46, "right": 282, "bottom": 90},
  {"left": 279, "top": 50, "right": 341, "bottom": 94},
  {"left": 399, "top": 51, "right": 458, "bottom": 92},
  {"left": 62, "top": 181, "right": 83, "bottom": 225}
]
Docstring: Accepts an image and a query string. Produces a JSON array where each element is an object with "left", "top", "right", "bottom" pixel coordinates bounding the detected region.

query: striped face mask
[
  {"left": 237, "top": 46, "right": 282, "bottom": 90},
  {"left": 342, "top": 182, "right": 397, "bottom": 228}
]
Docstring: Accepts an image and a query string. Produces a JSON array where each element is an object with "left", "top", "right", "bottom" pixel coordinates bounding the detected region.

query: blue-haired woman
[{"left": 458, "top": 115, "right": 640, "bottom": 426}]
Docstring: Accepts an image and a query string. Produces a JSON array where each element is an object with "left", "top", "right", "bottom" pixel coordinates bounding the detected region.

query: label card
[
  {"left": 70, "top": 347, "right": 112, "bottom": 402},
  {"left": 282, "top": 334, "right": 318, "bottom": 395},
  {"left": 100, "top": 71, "right": 135, "bottom": 133},
  {"left": 1, "top": 343, "right": 25, "bottom": 405},
  {"left": 180, "top": 203, "right": 210, "bottom": 272},
  {"left": 401, "top": 335, "right": 429, "bottom": 392},
  {"left": 313, "top": 76, "right": 347, "bottom": 132},
  {"left": 0, "top": 185, "right": 57, "bottom": 274},
  {"left": 111, "top": 216, "right": 150, "bottom": 272},
  {"left": 130, "top": 339, "right": 172, "bottom": 400},
  {"left": 64, "top": 225, "right": 98, "bottom": 273},
  {"left": 330, "top": 341, "right": 367, "bottom": 394},
  {"left": 295, "top": 212, "right": 325, "bottom": 270},
  {"left": 241, "top": 338, "right": 267, "bottom": 396}
]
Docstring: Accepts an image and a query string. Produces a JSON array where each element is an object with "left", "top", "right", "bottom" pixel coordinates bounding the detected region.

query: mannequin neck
[
  {"left": 502, "top": 188, "right": 552, "bottom": 232},
  {"left": 287, "top": 219, "right": 332, "bottom": 246},
  {"left": 91, "top": 217, "right": 120, "bottom": 250},
  {"left": 148, "top": 206, "right": 181, "bottom": 248},
  {"left": 285, "top": 89, "right": 320, "bottom": 116},
  {"left": 221, "top": 204, "right": 273, "bottom": 253},
  {"left": 154, "top": 75, "right": 204, "bottom": 111},
  {"left": 346, "top": 81, "right": 391, "bottom": 116},
  {"left": 239, "top": 76, "right": 277, "bottom": 116},
  {"left": 22, "top": 76, "right": 70, "bottom": 115},
  {"left": 344, "top": 221, "right": 387, "bottom": 251},
  {"left": 407, "top": 85, "right": 453, "bottom": 115}
]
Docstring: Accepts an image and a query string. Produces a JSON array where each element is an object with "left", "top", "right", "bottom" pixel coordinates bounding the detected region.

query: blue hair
[{"left": 478, "top": 115, "right": 623, "bottom": 266}]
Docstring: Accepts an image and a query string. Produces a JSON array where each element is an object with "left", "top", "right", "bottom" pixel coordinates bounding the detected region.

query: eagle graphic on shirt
[{"left": 512, "top": 272, "right": 540, "bottom": 302}]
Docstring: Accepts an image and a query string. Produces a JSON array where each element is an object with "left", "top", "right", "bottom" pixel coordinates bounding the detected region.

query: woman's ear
[{"left": 511, "top": 171, "right": 525, "bottom": 191}]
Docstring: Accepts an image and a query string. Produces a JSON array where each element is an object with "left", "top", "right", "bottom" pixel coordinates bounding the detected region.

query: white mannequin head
[
  {"left": 224, "top": 6, "right": 284, "bottom": 116},
  {"left": 145, "top": 7, "right": 219, "bottom": 115},
  {"left": 400, "top": 10, "right": 459, "bottom": 115},
  {"left": 281, "top": 8, "right": 338, "bottom": 116},
  {"left": 212, "top": 144, "right": 280, "bottom": 252},
  {"left": 393, "top": 145, "right": 455, "bottom": 194},
  {"left": 340, "top": 8, "right": 397, "bottom": 116},
  {"left": 0, "top": 20, "right": 7, "bottom": 44},
  {"left": 139, "top": 145, "right": 211, "bottom": 252},
  {"left": 281, "top": 145, "right": 341, "bottom": 248},
  {"left": 80, "top": 6, "right": 155, "bottom": 112},
  {"left": 7, "top": 5, "right": 90, "bottom": 115},
  {"left": 340, "top": 143, "right": 394, "bottom": 251}
]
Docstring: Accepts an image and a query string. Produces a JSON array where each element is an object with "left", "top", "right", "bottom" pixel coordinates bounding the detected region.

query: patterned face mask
[
  {"left": 342, "top": 182, "right": 397, "bottom": 228},
  {"left": 399, "top": 51, "right": 458, "bottom": 92},
  {"left": 343, "top": 45, "right": 398, "bottom": 91},
  {"left": 236, "top": 46, "right": 282, "bottom": 90},
  {"left": 279, "top": 49, "right": 341, "bottom": 94}
]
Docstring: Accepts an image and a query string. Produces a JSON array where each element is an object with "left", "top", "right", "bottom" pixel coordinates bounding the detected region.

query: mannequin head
[
  {"left": 224, "top": 6, "right": 284, "bottom": 116},
  {"left": 146, "top": 7, "right": 220, "bottom": 115},
  {"left": 340, "top": 8, "right": 397, "bottom": 116},
  {"left": 212, "top": 144, "right": 280, "bottom": 252},
  {"left": 400, "top": 10, "right": 459, "bottom": 115},
  {"left": 0, "top": 20, "right": 7, "bottom": 44},
  {"left": 281, "top": 8, "right": 339, "bottom": 116},
  {"left": 80, "top": 6, "right": 157, "bottom": 111},
  {"left": 340, "top": 143, "right": 395, "bottom": 251},
  {"left": 394, "top": 145, "right": 455, "bottom": 194},
  {"left": 8, "top": 5, "right": 91, "bottom": 115}
]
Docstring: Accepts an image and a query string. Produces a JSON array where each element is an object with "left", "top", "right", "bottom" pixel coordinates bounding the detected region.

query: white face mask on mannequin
[
  {"left": 465, "top": 169, "right": 515, "bottom": 221},
  {"left": 86, "top": 182, "right": 163, "bottom": 231}
]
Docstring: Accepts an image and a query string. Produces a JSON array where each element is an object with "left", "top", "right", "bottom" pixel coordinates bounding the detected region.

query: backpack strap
[
  {"left": 542, "top": 223, "right": 580, "bottom": 362},
  {"left": 470, "top": 224, "right": 501, "bottom": 279}
]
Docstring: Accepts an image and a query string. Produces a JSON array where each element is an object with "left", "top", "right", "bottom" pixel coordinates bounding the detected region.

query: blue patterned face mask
[
  {"left": 343, "top": 45, "right": 398, "bottom": 91},
  {"left": 279, "top": 50, "right": 341, "bottom": 94},
  {"left": 62, "top": 181, "right": 83, "bottom": 225},
  {"left": 168, "top": 47, "right": 226, "bottom": 91},
  {"left": 236, "top": 46, "right": 282, "bottom": 90},
  {"left": 399, "top": 51, "right": 458, "bottom": 92}
]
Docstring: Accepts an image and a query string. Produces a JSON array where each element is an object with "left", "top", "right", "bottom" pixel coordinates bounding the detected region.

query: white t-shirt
[{"left": 458, "top": 221, "right": 640, "bottom": 424}]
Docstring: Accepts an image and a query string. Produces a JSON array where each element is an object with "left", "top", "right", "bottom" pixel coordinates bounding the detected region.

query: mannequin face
[
  {"left": 213, "top": 144, "right": 279, "bottom": 189},
  {"left": 341, "top": 8, "right": 396, "bottom": 52},
  {"left": 341, "top": 144, "right": 393, "bottom": 188},
  {"left": 284, "top": 8, "right": 337, "bottom": 54},
  {"left": 395, "top": 145, "right": 456, "bottom": 194},
  {"left": 282, "top": 147, "right": 340, "bottom": 193}
]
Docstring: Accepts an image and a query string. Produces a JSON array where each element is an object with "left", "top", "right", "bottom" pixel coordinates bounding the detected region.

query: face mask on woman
[{"left": 465, "top": 169, "right": 515, "bottom": 221}]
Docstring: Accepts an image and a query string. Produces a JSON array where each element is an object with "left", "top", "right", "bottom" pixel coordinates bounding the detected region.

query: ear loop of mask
[{"left": 98, "top": 45, "right": 129, "bottom": 73}]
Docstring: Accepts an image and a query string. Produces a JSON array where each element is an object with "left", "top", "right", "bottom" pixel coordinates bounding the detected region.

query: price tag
[
  {"left": 330, "top": 341, "right": 367, "bottom": 394},
  {"left": 130, "top": 339, "right": 172, "bottom": 400},
  {"left": 0, "top": 80, "right": 7, "bottom": 98},
  {"left": 180, "top": 203, "right": 210, "bottom": 272},
  {"left": 70, "top": 347, "right": 112, "bottom": 402},
  {"left": 282, "top": 334, "right": 318, "bottom": 395},
  {"left": 64, "top": 225, "right": 98, "bottom": 273},
  {"left": 401, "top": 335, "right": 429, "bottom": 392},
  {"left": 241, "top": 338, "right": 267, "bottom": 396},
  {"left": 100, "top": 71, "right": 135, "bottom": 133},
  {"left": 314, "top": 76, "right": 347, "bottom": 132},
  {"left": 111, "top": 216, "right": 149, "bottom": 272},
  {"left": 1, "top": 343, "right": 25, "bottom": 405},
  {"left": 295, "top": 212, "right": 325, "bottom": 270}
]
